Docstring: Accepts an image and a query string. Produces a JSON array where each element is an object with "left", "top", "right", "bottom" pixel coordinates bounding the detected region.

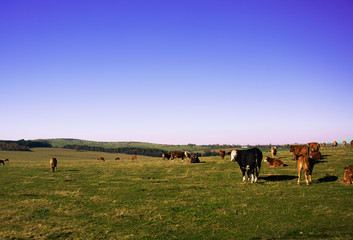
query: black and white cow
[{"left": 230, "top": 148, "right": 262, "bottom": 183}]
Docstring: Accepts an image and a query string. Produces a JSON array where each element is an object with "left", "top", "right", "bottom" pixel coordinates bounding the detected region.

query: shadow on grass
[
  {"left": 316, "top": 174, "right": 338, "bottom": 183},
  {"left": 260, "top": 175, "right": 297, "bottom": 182},
  {"left": 67, "top": 169, "right": 80, "bottom": 172}
]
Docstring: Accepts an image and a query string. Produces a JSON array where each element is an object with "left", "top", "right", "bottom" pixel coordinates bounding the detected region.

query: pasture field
[{"left": 0, "top": 147, "right": 352, "bottom": 239}]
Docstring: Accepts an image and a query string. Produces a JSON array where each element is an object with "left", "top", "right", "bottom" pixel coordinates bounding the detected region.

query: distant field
[{"left": 0, "top": 147, "right": 352, "bottom": 239}]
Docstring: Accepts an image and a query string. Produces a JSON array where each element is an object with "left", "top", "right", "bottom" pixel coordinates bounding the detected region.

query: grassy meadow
[{"left": 0, "top": 147, "right": 352, "bottom": 239}]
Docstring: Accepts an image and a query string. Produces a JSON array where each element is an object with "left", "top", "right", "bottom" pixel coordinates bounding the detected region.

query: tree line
[
  {"left": 0, "top": 140, "right": 52, "bottom": 151},
  {"left": 64, "top": 144, "right": 166, "bottom": 157}
]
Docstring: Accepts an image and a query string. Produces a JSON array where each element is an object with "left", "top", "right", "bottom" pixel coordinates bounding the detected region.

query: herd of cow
[
  {"left": 162, "top": 141, "right": 353, "bottom": 185},
  {"left": 1, "top": 141, "right": 352, "bottom": 185},
  {"left": 162, "top": 152, "right": 200, "bottom": 163}
]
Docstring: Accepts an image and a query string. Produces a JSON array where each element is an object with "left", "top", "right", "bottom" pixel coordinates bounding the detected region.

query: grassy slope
[{"left": 0, "top": 147, "right": 352, "bottom": 239}]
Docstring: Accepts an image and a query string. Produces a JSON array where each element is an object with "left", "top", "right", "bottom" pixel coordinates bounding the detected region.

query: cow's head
[
  {"left": 264, "top": 157, "right": 269, "bottom": 162},
  {"left": 289, "top": 146, "right": 295, "bottom": 152},
  {"left": 230, "top": 150, "right": 237, "bottom": 162}
]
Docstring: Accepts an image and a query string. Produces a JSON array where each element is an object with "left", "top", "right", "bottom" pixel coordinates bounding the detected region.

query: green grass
[{"left": 0, "top": 147, "right": 352, "bottom": 239}]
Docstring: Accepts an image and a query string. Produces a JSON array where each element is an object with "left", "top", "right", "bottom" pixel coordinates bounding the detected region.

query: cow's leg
[
  {"left": 298, "top": 168, "right": 301, "bottom": 185},
  {"left": 241, "top": 169, "right": 246, "bottom": 181},
  {"left": 254, "top": 165, "right": 260, "bottom": 183},
  {"left": 246, "top": 165, "right": 251, "bottom": 181},
  {"left": 298, "top": 171, "right": 301, "bottom": 185},
  {"left": 249, "top": 168, "right": 255, "bottom": 183},
  {"left": 305, "top": 173, "right": 309, "bottom": 185},
  {"left": 246, "top": 170, "right": 251, "bottom": 181}
]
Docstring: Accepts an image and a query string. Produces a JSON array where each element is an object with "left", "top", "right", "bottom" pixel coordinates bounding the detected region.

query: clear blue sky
[{"left": 1, "top": 0, "right": 352, "bottom": 145}]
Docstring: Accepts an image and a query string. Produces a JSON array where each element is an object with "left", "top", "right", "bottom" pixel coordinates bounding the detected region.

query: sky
[{"left": 1, "top": 0, "right": 353, "bottom": 145}]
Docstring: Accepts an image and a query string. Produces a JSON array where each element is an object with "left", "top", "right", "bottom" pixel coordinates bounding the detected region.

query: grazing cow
[
  {"left": 219, "top": 150, "right": 226, "bottom": 159},
  {"left": 343, "top": 165, "right": 353, "bottom": 184},
  {"left": 184, "top": 151, "right": 191, "bottom": 158},
  {"left": 162, "top": 153, "right": 171, "bottom": 160},
  {"left": 333, "top": 141, "right": 337, "bottom": 147},
  {"left": 50, "top": 158, "right": 57, "bottom": 172},
  {"left": 270, "top": 147, "right": 277, "bottom": 157},
  {"left": 131, "top": 155, "right": 137, "bottom": 160},
  {"left": 170, "top": 151, "right": 186, "bottom": 161},
  {"left": 351, "top": 140, "right": 353, "bottom": 148},
  {"left": 289, "top": 145, "right": 309, "bottom": 161},
  {"left": 309, "top": 151, "right": 322, "bottom": 161},
  {"left": 264, "top": 157, "right": 285, "bottom": 167},
  {"left": 230, "top": 148, "right": 262, "bottom": 183},
  {"left": 342, "top": 141, "right": 347, "bottom": 147},
  {"left": 297, "top": 155, "right": 315, "bottom": 185},
  {"left": 308, "top": 142, "right": 320, "bottom": 153},
  {"left": 322, "top": 143, "right": 326, "bottom": 148},
  {"left": 189, "top": 155, "right": 200, "bottom": 163},
  {"left": 97, "top": 157, "right": 105, "bottom": 161},
  {"left": 0, "top": 159, "right": 9, "bottom": 165},
  {"left": 115, "top": 157, "right": 120, "bottom": 160}
]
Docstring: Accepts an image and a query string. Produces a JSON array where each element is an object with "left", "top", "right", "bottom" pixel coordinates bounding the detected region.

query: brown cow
[
  {"left": 322, "top": 142, "right": 326, "bottom": 148},
  {"left": 50, "top": 158, "right": 57, "bottom": 172},
  {"left": 289, "top": 145, "right": 309, "bottom": 161},
  {"left": 131, "top": 155, "right": 137, "bottom": 160},
  {"left": 297, "top": 155, "right": 315, "bottom": 185},
  {"left": 351, "top": 140, "right": 353, "bottom": 148},
  {"left": 308, "top": 142, "right": 320, "bottom": 153},
  {"left": 219, "top": 150, "right": 226, "bottom": 159},
  {"left": 333, "top": 141, "right": 337, "bottom": 147},
  {"left": 309, "top": 151, "right": 322, "bottom": 161},
  {"left": 264, "top": 157, "right": 285, "bottom": 167},
  {"left": 115, "top": 157, "right": 120, "bottom": 160},
  {"left": 270, "top": 147, "right": 277, "bottom": 157},
  {"left": 342, "top": 141, "right": 346, "bottom": 147},
  {"left": 162, "top": 153, "right": 171, "bottom": 160},
  {"left": 189, "top": 155, "right": 200, "bottom": 163},
  {"left": 343, "top": 165, "right": 353, "bottom": 184},
  {"left": 170, "top": 151, "right": 187, "bottom": 161},
  {"left": 97, "top": 157, "right": 105, "bottom": 161}
]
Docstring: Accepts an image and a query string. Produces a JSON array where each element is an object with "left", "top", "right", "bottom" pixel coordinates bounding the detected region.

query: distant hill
[{"left": 33, "top": 138, "right": 237, "bottom": 152}]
